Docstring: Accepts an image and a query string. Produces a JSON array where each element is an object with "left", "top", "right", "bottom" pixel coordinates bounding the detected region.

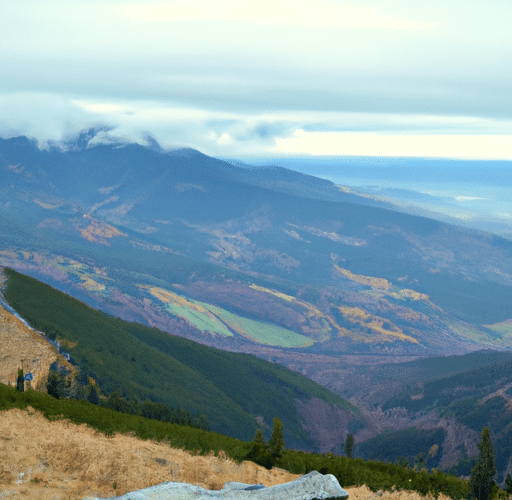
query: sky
[{"left": 1, "top": 0, "right": 511, "bottom": 159}]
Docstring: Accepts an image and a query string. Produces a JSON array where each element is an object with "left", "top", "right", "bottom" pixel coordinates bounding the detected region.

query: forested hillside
[{"left": 1, "top": 267, "right": 360, "bottom": 450}]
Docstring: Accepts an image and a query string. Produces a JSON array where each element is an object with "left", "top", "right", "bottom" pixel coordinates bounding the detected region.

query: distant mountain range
[
  {"left": 2, "top": 133, "right": 512, "bottom": 353},
  {"left": 3, "top": 132, "right": 512, "bottom": 473}
]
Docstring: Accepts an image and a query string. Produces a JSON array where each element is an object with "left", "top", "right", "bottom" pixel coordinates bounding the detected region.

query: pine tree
[
  {"left": 253, "top": 429, "right": 266, "bottom": 445},
  {"left": 268, "top": 417, "right": 284, "bottom": 459},
  {"left": 46, "top": 371, "right": 66, "bottom": 398},
  {"left": 247, "top": 427, "right": 272, "bottom": 470},
  {"left": 395, "top": 456, "right": 411, "bottom": 469},
  {"left": 415, "top": 453, "right": 426, "bottom": 471},
  {"left": 197, "top": 413, "right": 210, "bottom": 432},
  {"left": 470, "top": 427, "right": 496, "bottom": 500},
  {"left": 345, "top": 433, "right": 354, "bottom": 458},
  {"left": 106, "top": 388, "right": 129, "bottom": 413},
  {"left": 86, "top": 383, "right": 99, "bottom": 405},
  {"left": 505, "top": 473, "right": 512, "bottom": 494}
]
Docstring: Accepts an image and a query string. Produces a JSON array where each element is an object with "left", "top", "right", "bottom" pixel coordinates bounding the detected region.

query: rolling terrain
[
  {"left": 3, "top": 132, "right": 512, "bottom": 474},
  {"left": 2, "top": 133, "right": 512, "bottom": 361},
  {"left": 1, "top": 267, "right": 363, "bottom": 452}
]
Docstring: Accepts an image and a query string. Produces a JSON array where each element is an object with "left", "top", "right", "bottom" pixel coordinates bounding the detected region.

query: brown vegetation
[
  {"left": 0, "top": 407, "right": 300, "bottom": 499},
  {"left": 0, "top": 407, "right": 452, "bottom": 500},
  {"left": 0, "top": 304, "right": 72, "bottom": 390}
]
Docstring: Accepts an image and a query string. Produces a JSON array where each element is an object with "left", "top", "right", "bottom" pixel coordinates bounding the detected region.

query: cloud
[
  {"left": 119, "top": 0, "right": 438, "bottom": 30},
  {"left": 272, "top": 130, "right": 512, "bottom": 159},
  {"left": 0, "top": 92, "right": 95, "bottom": 144},
  {"left": 71, "top": 101, "right": 131, "bottom": 114},
  {"left": 455, "top": 196, "right": 486, "bottom": 202},
  {"left": 302, "top": 113, "right": 512, "bottom": 135},
  {"left": 0, "top": 1, "right": 510, "bottom": 133},
  {"left": 496, "top": 212, "right": 512, "bottom": 220},
  {"left": 1, "top": 92, "right": 511, "bottom": 159}
]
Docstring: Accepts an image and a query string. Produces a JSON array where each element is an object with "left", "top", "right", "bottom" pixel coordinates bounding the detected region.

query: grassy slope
[
  {"left": 0, "top": 381, "right": 471, "bottom": 500},
  {"left": 2, "top": 268, "right": 357, "bottom": 445}
]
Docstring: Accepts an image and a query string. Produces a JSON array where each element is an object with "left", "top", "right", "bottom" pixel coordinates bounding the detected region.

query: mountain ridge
[
  {"left": 4, "top": 134, "right": 512, "bottom": 356},
  {"left": 3, "top": 133, "right": 512, "bottom": 472}
]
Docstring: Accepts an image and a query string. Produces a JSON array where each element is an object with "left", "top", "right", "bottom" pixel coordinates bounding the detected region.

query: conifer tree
[
  {"left": 415, "top": 453, "right": 426, "bottom": 471},
  {"left": 505, "top": 473, "right": 512, "bottom": 494},
  {"left": 247, "top": 428, "right": 273, "bottom": 470},
  {"left": 46, "top": 371, "right": 66, "bottom": 398},
  {"left": 345, "top": 433, "right": 354, "bottom": 458},
  {"left": 395, "top": 456, "right": 410, "bottom": 469},
  {"left": 106, "top": 388, "right": 129, "bottom": 413},
  {"left": 71, "top": 382, "right": 87, "bottom": 401},
  {"left": 253, "top": 429, "right": 266, "bottom": 446},
  {"left": 268, "top": 417, "right": 284, "bottom": 459},
  {"left": 197, "top": 413, "right": 210, "bottom": 432},
  {"left": 470, "top": 427, "right": 496, "bottom": 500},
  {"left": 86, "top": 383, "right": 99, "bottom": 405}
]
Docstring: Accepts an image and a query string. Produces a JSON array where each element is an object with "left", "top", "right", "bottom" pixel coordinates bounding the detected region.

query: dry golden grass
[
  {"left": 334, "top": 266, "right": 392, "bottom": 291},
  {"left": 335, "top": 306, "right": 418, "bottom": 344},
  {"left": 0, "top": 407, "right": 300, "bottom": 499},
  {"left": 0, "top": 304, "right": 72, "bottom": 390},
  {"left": 346, "top": 485, "right": 452, "bottom": 500},
  {"left": 0, "top": 407, "right": 454, "bottom": 500},
  {"left": 78, "top": 216, "right": 127, "bottom": 245}
]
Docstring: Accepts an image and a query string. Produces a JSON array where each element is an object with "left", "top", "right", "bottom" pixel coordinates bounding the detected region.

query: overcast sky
[{"left": 1, "top": 0, "right": 511, "bottom": 159}]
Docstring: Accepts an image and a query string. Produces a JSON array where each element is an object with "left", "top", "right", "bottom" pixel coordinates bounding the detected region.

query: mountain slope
[
  {"left": 3, "top": 135, "right": 512, "bottom": 362},
  {"left": 4, "top": 135, "right": 512, "bottom": 471},
  {"left": 0, "top": 408, "right": 299, "bottom": 499},
  {"left": 360, "top": 352, "right": 512, "bottom": 482},
  {"left": 1, "top": 267, "right": 361, "bottom": 450}
]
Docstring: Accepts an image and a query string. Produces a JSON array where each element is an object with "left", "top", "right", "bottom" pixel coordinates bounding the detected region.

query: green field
[
  {"left": 162, "top": 301, "right": 234, "bottom": 337},
  {"left": 194, "top": 299, "right": 315, "bottom": 348},
  {"left": 144, "top": 284, "right": 315, "bottom": 348}
]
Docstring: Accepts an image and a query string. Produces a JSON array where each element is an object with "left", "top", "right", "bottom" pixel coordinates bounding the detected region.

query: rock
[{"left": 83, "top": 470, "right": 349, "bottom": 500}]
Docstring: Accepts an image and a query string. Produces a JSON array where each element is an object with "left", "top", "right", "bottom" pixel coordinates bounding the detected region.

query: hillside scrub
[
  {"left": 0, "top": 405, "right": 300, "bottom": 499},
  {"left": 0, "top": 382, "right": 474, "bottom": 500},
  {"left": 0, "top": 404, "right": 460, "bottom": 500},
  {"left": 42, "top": 369, "right": 211, "bottom": 432}
]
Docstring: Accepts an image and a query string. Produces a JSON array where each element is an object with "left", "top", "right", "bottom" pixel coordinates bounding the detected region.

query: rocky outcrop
[
  {"left": 83, "top": 471, "right": 349, "bottom": 500},
  {"left": 0, "top": 303, "right": 64, "bottom": 390}
]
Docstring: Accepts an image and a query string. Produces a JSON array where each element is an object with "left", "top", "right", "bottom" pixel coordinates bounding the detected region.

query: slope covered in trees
[
  {"left": 1, "top": 267, "right": 359, "bottom": 449},
  {"left": 0, "top": 381, "right": 475, "bottom": 500}
]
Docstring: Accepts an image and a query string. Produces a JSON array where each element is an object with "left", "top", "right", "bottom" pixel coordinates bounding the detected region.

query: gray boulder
[{"left": 83, "top": 470, "right": 349, "bottom": 499}]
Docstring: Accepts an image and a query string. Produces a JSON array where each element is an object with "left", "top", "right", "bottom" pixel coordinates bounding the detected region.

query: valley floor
[{"left": 0, "top": 407, "right": 452, "bottom": 500}]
